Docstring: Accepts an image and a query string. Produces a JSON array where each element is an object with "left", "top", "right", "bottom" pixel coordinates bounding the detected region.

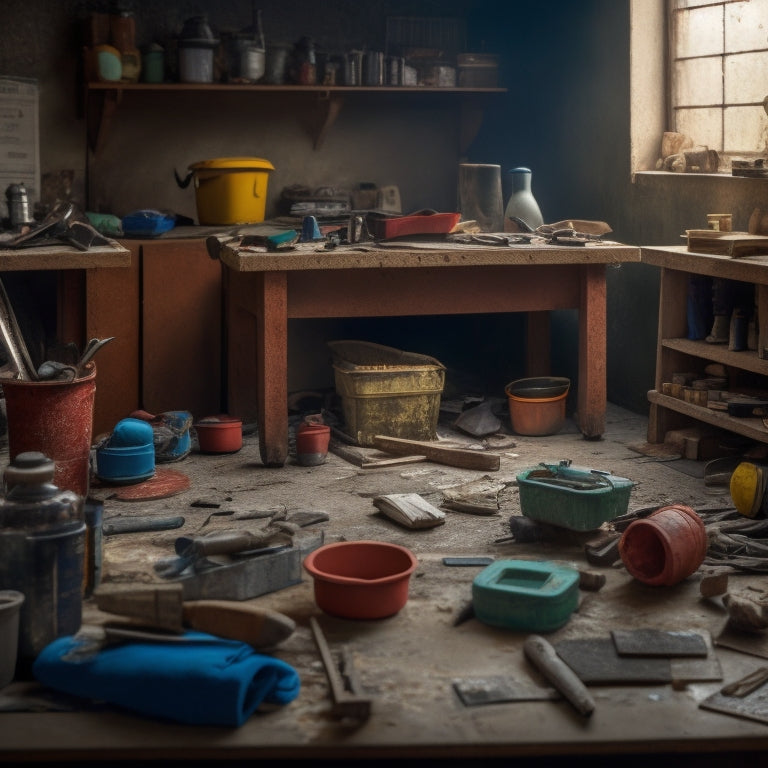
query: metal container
[
  {"left": 5, "top": 183, "right": 33, "bottom": 228},
  {"left": 0, "top": 452, "right": 85, "bottom": 676}
]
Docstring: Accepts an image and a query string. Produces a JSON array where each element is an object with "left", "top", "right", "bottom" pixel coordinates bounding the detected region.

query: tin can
[
  {"left": 5, "top": 183, "right": 32, "bottom": 228},
  {"left": 387, "top": 56, "right": 404, "bottom": 85}
]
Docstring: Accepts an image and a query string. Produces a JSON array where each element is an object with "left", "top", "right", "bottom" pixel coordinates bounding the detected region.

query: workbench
[
  {"left": 0, "top": 238, "right": 130, "bottom": 345},
  {"left": 220, "top": 240, "right": 641, "bottom": 466}
]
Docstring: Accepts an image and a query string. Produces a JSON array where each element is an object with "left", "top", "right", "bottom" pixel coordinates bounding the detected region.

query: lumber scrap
[
  {"left": 371, "top": 434, "right": 500, "bottom": 471},
  {"left": 372, "top": 493, "right": 446, "bottom": 529}
]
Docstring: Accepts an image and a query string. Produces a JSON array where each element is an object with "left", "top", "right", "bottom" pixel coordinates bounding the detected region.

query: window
[{"left": 670, "top": 0, "right": 768, "bottom": 166}]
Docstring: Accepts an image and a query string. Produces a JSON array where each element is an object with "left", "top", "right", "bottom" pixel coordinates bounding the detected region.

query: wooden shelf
[
  {"left": 84, "top": 82, "right": 507, "bottom": 153},
  {"left": 648, "top": 389, "right": 768, "bottom": 443},
  {"left": 643, "top": 245, "right": 768, "bottom": 445},
  {"left": 660, "top": 337, "right": 768, "bottom": 376}
]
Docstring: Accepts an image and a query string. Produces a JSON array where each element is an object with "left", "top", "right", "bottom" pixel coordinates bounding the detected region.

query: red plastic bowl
[
  {"left": 303, "top": 540, "right": 418, "bottom": 619},
  {"left": 194, "top": 415, "right": 243, "bottom": 454}
]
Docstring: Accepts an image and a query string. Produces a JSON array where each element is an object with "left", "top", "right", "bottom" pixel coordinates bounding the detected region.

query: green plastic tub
[
  {"left": 517, "top": 461, "right": 634, "bottom": 531},
  {"left": 472, "top": 559, "right": 580, "bottom": 632}
]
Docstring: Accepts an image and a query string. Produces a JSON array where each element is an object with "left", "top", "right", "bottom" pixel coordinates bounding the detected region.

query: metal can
[{"left": 5, "top": 183, "right": 32, "bottom": 228}]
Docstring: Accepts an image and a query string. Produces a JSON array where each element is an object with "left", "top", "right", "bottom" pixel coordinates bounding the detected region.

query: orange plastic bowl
[
  {"left": 303, "top": 540, "right": 418, "bottom": 619},
  {"left": 194, "top": 415, "right": 243, "bottom": 453},
  {"left": 505, "top": 377, "right": 570, "bottom": 436}
]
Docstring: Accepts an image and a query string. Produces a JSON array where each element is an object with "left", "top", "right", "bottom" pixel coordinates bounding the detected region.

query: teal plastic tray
[
  {"left": 472, "top": 559, "right": 580, "bottom": 632},
  {"left": 517, "top": 462, "right": 634, "bottom": 531}
]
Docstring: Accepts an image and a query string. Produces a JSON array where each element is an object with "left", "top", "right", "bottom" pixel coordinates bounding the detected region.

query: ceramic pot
[
  {"left": 295, "top": 423, "right": 330, "bottom": 466},
  {"left": 618, "top": 504, "right": 707, "bottom": 586}
]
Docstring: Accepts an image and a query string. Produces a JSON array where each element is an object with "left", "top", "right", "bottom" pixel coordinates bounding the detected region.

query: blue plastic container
[
  {"left": 96, "top": 418, "right": 155, "bottom": 483},
  {"left": 472, "top": 559, "right": 580, "bottom": 632}
]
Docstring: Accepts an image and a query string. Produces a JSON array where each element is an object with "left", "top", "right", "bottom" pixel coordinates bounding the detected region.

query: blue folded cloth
[{"left": 33, "top": 630, "right": 301, "bottom": 727}]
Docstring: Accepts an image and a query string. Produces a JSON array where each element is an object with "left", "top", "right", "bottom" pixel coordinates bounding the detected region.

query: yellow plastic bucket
[{"left": 189, "top": 157, "right": 275, "bottom": 225}]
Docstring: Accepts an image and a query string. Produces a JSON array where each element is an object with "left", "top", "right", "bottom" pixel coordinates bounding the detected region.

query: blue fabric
[{"left": 32, "top": 630, "right": 300, "bottom": 727}]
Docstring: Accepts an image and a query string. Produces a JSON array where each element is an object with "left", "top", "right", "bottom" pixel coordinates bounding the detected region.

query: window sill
[{"left": 633, "top": 170, "right": 768, "bottom": 183}]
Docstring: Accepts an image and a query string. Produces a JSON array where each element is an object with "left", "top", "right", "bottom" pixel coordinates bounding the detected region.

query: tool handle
[
  {"left": 175, "top": 531, "right": 266, "bottom": 556},
  {"left": 523, "top": 634, "right": 595, "bottom": 717},
  {"left": 182, "top": 600, "right": 296, "bottom": 649}
]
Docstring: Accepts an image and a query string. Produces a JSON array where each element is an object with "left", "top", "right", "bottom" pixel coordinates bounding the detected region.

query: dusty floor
[
  {"left": 90, "top": 401, "right": 732, "bottom": 585},
  {"left": 5, "top": 402, "right": 768, "bottom": 764}
]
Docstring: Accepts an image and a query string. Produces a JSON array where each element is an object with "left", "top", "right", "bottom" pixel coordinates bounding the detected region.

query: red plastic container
[
  {"left": 303, "top": 540, "right": 418, "bottom": 619},
  {"left": 295, "top": 423, "right": 330, "bottom": 466},
  {"left": 194, "top": 415, "right": 243, "bottom": 454},
  {"left": 618, "top": 504, "right": 707, "bottom": 586},
  {"left": 367, "top": 211, "right": 461, "bottom": 240}
]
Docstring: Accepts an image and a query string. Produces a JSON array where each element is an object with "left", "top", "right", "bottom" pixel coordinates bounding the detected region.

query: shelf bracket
[
  {"left": 87, "top": 87, "right": 122, "bottom": 155},
  {"left": 313, "top": 93, "right": 344, "bottom": 150}
]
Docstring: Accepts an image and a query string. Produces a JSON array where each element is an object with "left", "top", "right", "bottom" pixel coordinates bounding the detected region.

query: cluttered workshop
[{"left": 2, "top": 1, "right": 768, "bottom": 765}]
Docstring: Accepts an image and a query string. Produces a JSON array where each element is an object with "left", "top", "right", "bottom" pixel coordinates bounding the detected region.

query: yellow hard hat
[{"left": 730, "top": 462, "right": 761, "bottom": 517}]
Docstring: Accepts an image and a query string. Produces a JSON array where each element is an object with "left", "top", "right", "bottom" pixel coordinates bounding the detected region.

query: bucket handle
[
  {"left": 174, "top": 168, "right": 194, "bottom": 189},
  {"left": 253, "top": 179, "right": 261, "bottom": 198}
]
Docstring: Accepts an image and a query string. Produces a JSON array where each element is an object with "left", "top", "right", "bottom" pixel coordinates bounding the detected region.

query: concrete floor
[
  {"left": 5, "top": 402, "right": 768, "bottom": 764},
  {"left": 90, "top": 401, "right": 732, "bottom": 586}
]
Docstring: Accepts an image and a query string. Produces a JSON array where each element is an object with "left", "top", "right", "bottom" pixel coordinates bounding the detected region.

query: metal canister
[
  {"left": 363, "top": 51, "right": 384, "bottom": 86},
  {"left": 0, "top": 452, "right": 85, "bottom": 677},
  {"left": 5, "top": 183, "right": 33, "bottom": 228},
  {"left": 344, "top": 50, "right": 363, "bottom": 85},
  {"left": 387, "top": 56, "right": 404, "bottom": 85}
]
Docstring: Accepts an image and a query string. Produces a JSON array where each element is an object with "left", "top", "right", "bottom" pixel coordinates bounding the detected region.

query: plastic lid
[
  {"left": 4, "top": 451, "right": 56, "bottom": 486},
  {"left": 189, "top": 157, "right": 275, "bottom": 171}
]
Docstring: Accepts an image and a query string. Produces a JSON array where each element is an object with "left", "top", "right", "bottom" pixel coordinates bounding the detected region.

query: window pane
[
  {"left": 676, "top": 107, "right": 723, "bottom": 149},
  {"left": 676, "top": 5, "right": 724, "bottom": 58},
  {"left": 725, "top": 51, "right": 768, "bottom": 102},
  {"left": 726, "top": 1, "right": 768, "bottom": 52},
  {"left": 724, "top": 106, "right": 768, "bottom": 152},
  {"left": 674, "top": 57, "right": 723, "bottom": 106}
]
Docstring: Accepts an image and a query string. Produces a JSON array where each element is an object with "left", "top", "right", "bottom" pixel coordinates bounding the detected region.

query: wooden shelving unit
[{"left": 642, "top": 244, "right": 768, "bottom": 444}]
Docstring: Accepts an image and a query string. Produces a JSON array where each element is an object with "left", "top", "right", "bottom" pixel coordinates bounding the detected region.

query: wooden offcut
[{"left": 372, "top": 434, "right": 500, "bottom": 471}]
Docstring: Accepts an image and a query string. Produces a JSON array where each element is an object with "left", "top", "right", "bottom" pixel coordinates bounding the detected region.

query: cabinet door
[{"left": 141, "top": 240, "right": 222, "bottom": 418}]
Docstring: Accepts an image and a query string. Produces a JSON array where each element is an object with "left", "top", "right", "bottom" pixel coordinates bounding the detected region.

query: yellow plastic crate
[{"left": 328, "top": 340, "right": 445, "bottom": 446}]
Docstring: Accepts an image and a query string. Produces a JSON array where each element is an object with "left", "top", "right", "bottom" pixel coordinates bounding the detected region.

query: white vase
[{"left": 503, "top": 167, "right": 544, "bottom": 232}]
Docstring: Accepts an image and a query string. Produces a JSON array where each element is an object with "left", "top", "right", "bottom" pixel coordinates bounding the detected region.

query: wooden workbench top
[
  {"left": 221, "top": 240, "right": 641, "bottom": 273},
  {"left": 0, "top": 238, "right": 130, "bottom": 271}
]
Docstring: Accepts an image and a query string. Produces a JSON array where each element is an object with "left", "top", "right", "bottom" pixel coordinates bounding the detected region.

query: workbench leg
[
  {"left": 225, "top": 269, "right": 288, "bottom": 467},
  {"left": 577, "top": 264, "right": 606, "bottom": 439},
  {"left": 256, "top": 272, "right": 289, "bottom": 466}
]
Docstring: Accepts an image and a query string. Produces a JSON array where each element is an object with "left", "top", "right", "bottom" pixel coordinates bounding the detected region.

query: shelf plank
[
  {"left": 660, "top": 337, "right": 768, "bottom": 376},
  {"left": 648, "top": 390, "right": 768, "bottom": 443},
  {"left": 86, "top": 83, "right": 507, "bottom": 95}
]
